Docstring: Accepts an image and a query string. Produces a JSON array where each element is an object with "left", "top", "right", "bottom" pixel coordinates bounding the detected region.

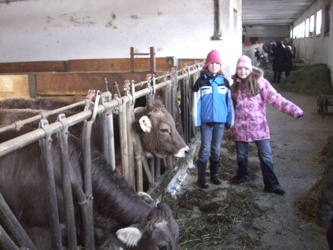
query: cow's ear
[
  {"left": 139, "top": 116, "right": 152, "bottom": 133},
  {"left": 116, "top": 225, "right": 143, "bottom": 247}
]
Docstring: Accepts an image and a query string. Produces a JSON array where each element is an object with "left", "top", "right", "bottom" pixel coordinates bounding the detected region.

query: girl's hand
[{"left": 296, "top": 112, "right": 304, "bottom": 119}]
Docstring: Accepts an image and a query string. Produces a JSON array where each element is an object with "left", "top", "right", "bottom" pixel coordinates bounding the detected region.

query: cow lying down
[{"left": 0, "top": 132, "right": 179, "bottom": 249}]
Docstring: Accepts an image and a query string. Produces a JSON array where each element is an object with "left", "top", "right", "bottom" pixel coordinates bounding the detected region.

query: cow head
[
  {"left": 135, "top": 102, "right": 189, "bottom": 158},
  {"left": 116, "top": 192, "right": 179, "bottom": 250}
]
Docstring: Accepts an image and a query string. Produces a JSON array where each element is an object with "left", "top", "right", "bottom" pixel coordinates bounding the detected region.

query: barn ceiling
[{"left": 242, "top": 0, "right": 317, "bottom": 26}]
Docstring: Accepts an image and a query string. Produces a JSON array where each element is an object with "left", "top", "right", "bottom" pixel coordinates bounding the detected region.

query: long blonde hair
[{"left": 231, "top": 69, "right": 261, "bottom": 101}]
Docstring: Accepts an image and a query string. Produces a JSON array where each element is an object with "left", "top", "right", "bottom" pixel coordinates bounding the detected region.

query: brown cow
[
  {"left": 0, "top": 132, "right": 179, "bottom": 249},
  {"left": 0, "top": 98, "right": 186, "bottom": 249},
  {"left": 0, "top": 98, "right": 189, "bottom": 158}
]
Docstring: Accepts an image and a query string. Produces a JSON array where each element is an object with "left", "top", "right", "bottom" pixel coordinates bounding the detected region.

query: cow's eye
[
  {"left": 158, "top": 246, "right": 167, "bottom": 250},
  {"left": 160, "top": 128, "right": 169, "bottom": 133}
]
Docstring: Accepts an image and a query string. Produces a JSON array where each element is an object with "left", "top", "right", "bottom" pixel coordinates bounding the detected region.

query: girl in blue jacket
[{"left": 192, "top": 50, "right": 234, "bottom": 188}]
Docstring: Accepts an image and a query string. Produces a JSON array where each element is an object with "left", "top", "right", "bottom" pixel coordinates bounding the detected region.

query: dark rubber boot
[
  {"left": 197, "top": 160, "right": 209, "bottom": 188},
  {"left": 209, "top": 159, "right": 222, "bottom": 185}
]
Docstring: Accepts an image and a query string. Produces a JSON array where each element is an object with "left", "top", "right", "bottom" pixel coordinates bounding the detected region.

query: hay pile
[
  {"left": 296, "top": 135, "right": 333, "bottom": 222},
  {"left": 166, "top": 187, "right": 265, "bottom": 249},
  {"left": 282, "top": 63, "right": 332, "bottom": 96}
]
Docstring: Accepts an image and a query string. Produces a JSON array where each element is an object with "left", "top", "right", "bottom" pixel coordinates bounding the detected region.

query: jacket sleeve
[
  {"left": 316, "top": 154, "right": 333, "bottom": 229},
  {"left": 260, "top": 78, "right": 304, "bottom": 118},
  {"left": 192, "top": 81, "right": 201, "bottom": 127},
  {"left": 226, "top": 87, "right": 235, "bottom": 127}
]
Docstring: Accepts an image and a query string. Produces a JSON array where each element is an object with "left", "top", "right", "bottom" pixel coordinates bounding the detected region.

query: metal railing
[{"left": 0, "top": 61, "right": 204, "bottom": 249}]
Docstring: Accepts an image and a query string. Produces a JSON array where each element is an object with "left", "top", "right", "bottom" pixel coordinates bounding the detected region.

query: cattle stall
[{"left": 0, "top": 61, "right": 203, "bottom": 249}]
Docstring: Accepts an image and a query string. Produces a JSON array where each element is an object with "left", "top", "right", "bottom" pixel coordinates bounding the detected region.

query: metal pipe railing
[{"left": 0, "top": 61, "right": 204, "bottom": 249}]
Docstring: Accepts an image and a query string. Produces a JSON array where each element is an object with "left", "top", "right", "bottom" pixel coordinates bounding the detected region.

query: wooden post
[{"left": 130, "top": 47, "right": 156, "bottom": 73}]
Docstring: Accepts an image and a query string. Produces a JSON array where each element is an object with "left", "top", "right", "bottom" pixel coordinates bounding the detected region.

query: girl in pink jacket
[{"left": 230, "top": 55, "right": 304, "bottom": 195}]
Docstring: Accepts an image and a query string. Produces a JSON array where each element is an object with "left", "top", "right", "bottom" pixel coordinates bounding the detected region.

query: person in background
[
  {"left": 192, "top": 50, "right": 234, "bottom": 188},
  {"left": 316, "top": 150, "right": 333, "bottom": 250},
  {"left": 230, "top": 55, "right": 304, "bottom": 195},
  {"left": 285, "top": 45, "right": 294, "bottom": 79},
  {"left": 272, "top": 41, "right": 286, "bottom": 83}
]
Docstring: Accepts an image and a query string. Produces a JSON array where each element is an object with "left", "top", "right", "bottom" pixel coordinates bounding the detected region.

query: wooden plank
[
  {"left": 178, "top": 58, "right": 204, "bottom": 69},
  {"left": 68, "top": 59, "right": 131, "bottom": 72},
  {"left": 0, "top": 61, "right": 67, "bottom": 73},
  {"left": 35, "top": 72, "right": 149, "bottom": 96},
  {"left": 0, "top": 58, "right": 199, "bottom": 74},
  {"left": 0, "top": 75, "right": 30, "bottom": 100},
  {"left": 68, "top": 58, "right": 172, "bottom": 72}
]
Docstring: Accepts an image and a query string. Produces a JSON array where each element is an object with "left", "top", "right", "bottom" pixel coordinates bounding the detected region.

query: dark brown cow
[
  {"left": 0, "top": 133, "right": 179, "bottom": 249},
  {"left": 0, "top": 98, "right": 186, "bottom": 249}
]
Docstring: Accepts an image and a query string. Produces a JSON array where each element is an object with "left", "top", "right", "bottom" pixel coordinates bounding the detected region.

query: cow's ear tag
[{"left": 139, "top": 116, "right": 152, "bottom": 133}]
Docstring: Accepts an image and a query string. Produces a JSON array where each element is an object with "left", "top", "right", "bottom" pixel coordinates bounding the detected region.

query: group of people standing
[
  {"left": 192, "top": 50, "right": 304, "bottom": 194},
  {"left": 270, "top": 41, "right": 295, "bottom": 83},
  {"left": 191, "top": 49, "right": 332, "bottom": 249}
]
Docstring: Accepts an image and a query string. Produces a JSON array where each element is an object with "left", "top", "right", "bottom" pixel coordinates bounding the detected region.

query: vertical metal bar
[
  {"left": 39, "top": 119, "right": 62, "bottom": 250},
  {"left": 118, "top": 98, "right": 129, "bottom": 182},
  {"left": 101, "top": 93, "right": 115, "bottom": 168},
  {"left": 57, "top": 114, "right": 78, "bottom": 249},
  {"left": 68, "top": 163, "right": 92, "bottom": 248},
  {"left": 181, "top": 71, "right": 190, "bottom": 144},
  {"left": 0, "top": 193, "right": 36, "bottom": 250},
  {"left": 191, "top": 67, "right": 202, "bottom": 137},
  {"left": 105, "top": 109, "right": 116, "bottom": 170},
  {"left": 134, "top": 152, "right": 143, "bottom": 192},
  {"left": 164, "top": 80, "right": 174, "bottom": 169},
  {"left": 163, "top": 85, "right": 170, "bottom": 116},
  {"left": 81, "top": 119, "right": 95, "bottom": 249},
  {"left": 170, "top": 70, "right": 178, "bottom": 120},
  {"left": 126, "top": 100, "right": 135, "bottom": 187},
  {"left": 81, "top": 92, "right": 101, "bottom": 250},
  {"left": 0, "top": 225, "right": 19, "bottom": 250},
  {"left": 149, "top": 157, "right": 155, "bottom": 185},
  {"left": 155, "top": 158, "right": 161, "bottom": 182},
  {"left": 101, "top": 112, "right": 109, "bottom": 163}
]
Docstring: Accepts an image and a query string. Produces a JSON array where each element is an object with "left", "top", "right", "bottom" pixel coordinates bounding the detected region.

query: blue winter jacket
[{"left": 192, "top": 73, "right": 234, "bottom": 127}]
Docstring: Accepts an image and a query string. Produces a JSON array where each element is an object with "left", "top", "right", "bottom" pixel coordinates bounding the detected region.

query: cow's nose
[{"left": 174, "top": 145, "right": 189, "bottom": 158}]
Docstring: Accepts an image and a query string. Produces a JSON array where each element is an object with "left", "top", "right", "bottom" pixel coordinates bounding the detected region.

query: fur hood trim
[{"left": 252, "top": 66, "right": 264, "bottom": 79}]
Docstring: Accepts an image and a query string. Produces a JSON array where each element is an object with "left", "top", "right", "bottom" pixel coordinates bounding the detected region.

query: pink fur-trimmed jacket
[{"left": 231, "top": 67, "right": 304, "bottom": 142}]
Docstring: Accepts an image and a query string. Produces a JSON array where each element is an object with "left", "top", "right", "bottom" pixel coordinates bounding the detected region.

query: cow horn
[
  {"left": 137, "top": 191, "right": 154, "bottom": 205},
  {"left": 139, "top": 116, "right": 152, "bottom": 133}
]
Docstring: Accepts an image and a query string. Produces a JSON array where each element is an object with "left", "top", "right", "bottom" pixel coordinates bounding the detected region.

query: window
[
  {"left": 302, "top": 21, "right": 306, "bottom": 38},
  {"left": 295, "top": 24, "right": 300, "bottom": 39},
  {"left": 293, "top": 26, "right": 296, "bottom": 39},
  {"left": 316, "top": 10, "right": 322, "bottom": 36},
  {"left": 305, "top": 18, "right": 309, "bottom": 37},
  {"left": 324, "top": 4, "right": 331, "bottom": 35},
  {"left": 309, "top": 15, "right": 314, "bottom": 37}
]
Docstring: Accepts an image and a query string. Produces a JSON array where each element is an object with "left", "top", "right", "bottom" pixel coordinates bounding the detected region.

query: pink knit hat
[
  {"left": 236, "top": 55, "right": 253, "bottom": 72},
  {"left": 203, "top": 50, "right": 222, "bottom": 69}
]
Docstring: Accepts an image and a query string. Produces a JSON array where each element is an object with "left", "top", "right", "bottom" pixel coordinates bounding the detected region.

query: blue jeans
[
  {"left": 198, "top": 123, "right": 225, "bottom": 163},
  {"left": 235, "top": 140, "right": 281, "bottom": 190}
]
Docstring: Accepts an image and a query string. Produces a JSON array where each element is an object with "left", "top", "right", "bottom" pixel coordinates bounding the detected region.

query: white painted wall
[
  {"left": 243, "top": 25, "right": 290, "bottom": 44},
  {"left": 293, "top": 0, "right": 333, "bottom": 85},
  {"left": 0, "top": 0, "right": 242, "bottom": 78}
]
